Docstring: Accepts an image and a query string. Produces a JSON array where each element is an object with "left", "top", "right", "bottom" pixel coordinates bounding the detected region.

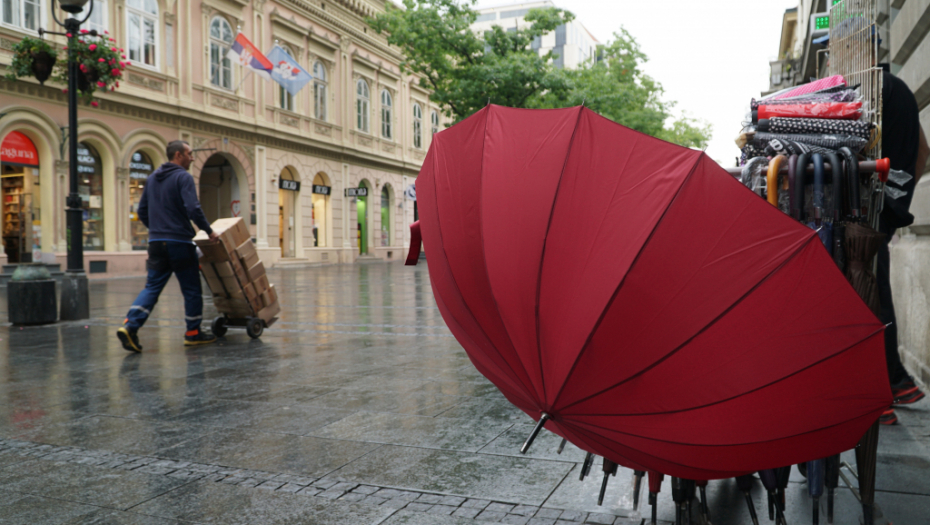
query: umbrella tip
[
  {"left": 581, "top": 97, "right": 586, "bottom": 107},
  {"left": 487, "top": 97, "right": 491, "bottom": 106},
  {"left": 520, "top": 413, "right": 549, "bottom": 454}
]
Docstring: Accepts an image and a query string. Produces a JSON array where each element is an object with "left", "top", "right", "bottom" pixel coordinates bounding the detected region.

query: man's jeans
[{"left": 125, "top": 241, "right": 203, "bottom": 333}]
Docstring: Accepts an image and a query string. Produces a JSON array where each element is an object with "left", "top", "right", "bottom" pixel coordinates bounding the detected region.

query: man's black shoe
[
  {"left": 117, "top": 327, "right": 142, "bottom": 353},
  {"left": 184, "top": 330, "right": 217, "bottom": 346}
]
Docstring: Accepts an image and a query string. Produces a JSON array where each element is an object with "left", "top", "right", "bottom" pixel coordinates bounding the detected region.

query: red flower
[
  {"left": 97, "top": 81, "right": 106, "bottom": 88},
  {"left": 111, "top": 69, "right": 120, "bottom": 76},
  {"left": 62, "top": 88, "right": 68, "bottom": 93},
  {"left": 111, "top": 47, "right": 117, "bottom": 52},
  {"left": 80, "top": 29, "right": 88, "bottom": 34},
  {"left": 63, "top": 46, "right": 68, "bottom": 50},
  {"left": 104, "top": 30, "right": 109, "bottom": 34},
  {"left": 115, "top": 81, "right": 119, "bottom": 88},
  {"left": 121, "top": 55, "right": 126, "bottom": 59},
  {"left": 98, "top": 58, "right": 106, "bottom": 62},
  {"left": 66, "top": 33, "right": 72, "bottom": 38},
  {"left": 88, "top": 44, "right": 97, "bottom": 51},
  {"left": 90, "top": 101, "right": 99, "bottom": 107},
  {"left": 79, "top": 64, "right": 87, "bottom": 72}
]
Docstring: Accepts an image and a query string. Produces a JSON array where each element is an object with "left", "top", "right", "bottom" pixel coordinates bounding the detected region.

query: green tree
[{"left": 368, "top": 0, "right": 710, "bottom": 149}]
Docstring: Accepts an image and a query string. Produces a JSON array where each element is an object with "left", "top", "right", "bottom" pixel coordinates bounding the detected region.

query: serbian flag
[
  {"left": 267, "top": 45, "right": 313, "bottom": 96},
  {"left": 226, "top": 33, "right": 273, "bottom": 79}
]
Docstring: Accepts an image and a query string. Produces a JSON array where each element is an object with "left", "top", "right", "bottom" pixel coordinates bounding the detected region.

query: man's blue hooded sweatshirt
[{"left": 138, "top": 162, "right": 213, "bottom": 242}]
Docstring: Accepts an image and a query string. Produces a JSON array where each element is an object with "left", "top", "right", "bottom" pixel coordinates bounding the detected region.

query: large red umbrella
[{"left": 413, "top": 105, "right": 890, "bottom": 480}]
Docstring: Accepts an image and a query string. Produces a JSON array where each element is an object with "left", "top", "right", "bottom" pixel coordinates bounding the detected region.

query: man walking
[
  {"left": 117, "top": 140, "right": 218, "bottom": 352},
  {"left": 877, "top": 62, "right": 930, "bottom": 424}
]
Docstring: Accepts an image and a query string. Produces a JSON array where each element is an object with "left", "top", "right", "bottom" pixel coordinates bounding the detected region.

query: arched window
[
  {"left": 209, "top": 17, "right": 234, "bottom": 90},
  {"left": 381, "top": 89, "right": 393, "bottom": 140},
  {"left": 431, "top": 110, "right": 439, "bottom": 137},
  {"left": 313, "top": 62, "right": 327, "bottom": 121},
  {"left": 126, "top": 0, "right": 158, "bottom": 67},
  {"left": 412, "top": 103, "right": 422, "bottom": 149},
  {"left": 380, "top": 185, "right": 391, "bottom": 246},
  {"left": 279, "top": 47, "right": 295, "bottom": 111},
  {"left": 129, "top": 150, "right": 154, "bottom": 250},
  {"left": 356, "top": 79, "right": 370, "bottom": 133},
  {"left": 77, "top": 143, "right": 104, "bottom": 251}
]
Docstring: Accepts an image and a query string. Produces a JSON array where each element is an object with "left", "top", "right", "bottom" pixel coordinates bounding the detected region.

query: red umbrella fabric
[{"left": 415, "top": 105, "right": 890, "bottom": 480}]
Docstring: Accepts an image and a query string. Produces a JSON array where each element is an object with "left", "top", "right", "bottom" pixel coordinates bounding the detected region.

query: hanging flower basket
[
  {"left": 54, "top": 30, "right": 127, "bottom": 106},
  {"left": 4, "top": 37, "right": 58, "bottom": 86}
]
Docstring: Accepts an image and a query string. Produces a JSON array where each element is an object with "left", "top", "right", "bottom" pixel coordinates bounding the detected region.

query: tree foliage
[{"left": 368, "top": 0, "right": 710, "bottom": 149}]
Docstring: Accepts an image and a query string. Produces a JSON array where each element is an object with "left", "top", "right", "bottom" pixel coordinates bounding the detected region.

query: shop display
[
  {"left": 77, "top": 143, "right": 104, "bottom": 251},
  {"left": 129, "top": 151, "right": 154, "bottom": 250}
]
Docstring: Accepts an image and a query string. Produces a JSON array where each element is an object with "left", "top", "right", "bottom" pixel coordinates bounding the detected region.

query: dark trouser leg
[
  {"left": 877, "top": 222, "right": 908, "bottom": 385},
  {"left": 125, "top": 267, "right": 172, "bottom": 331},
  {"left": 166, "top": 242, "right": 203, "bottom": 333}
]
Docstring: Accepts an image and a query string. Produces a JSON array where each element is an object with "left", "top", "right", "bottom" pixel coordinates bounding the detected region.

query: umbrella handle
[
  {"left": 812, "top": 153, "right": 825, "bottom": 223},
  {"left": 838, "top": 147, "right": 861, "bottom": 220},
  {"left": 794, "top": 152, "right": 812, "bottom": 221},
  {"left": 822, "top": 151, "right": 844, "bottom": 222},
  {"left": 786, "top": 154, "right": 798, "bottom": 216},
  {"left": 767, "top": 155, "right": 787, "bottom": 207},
  {"left": 520, "top": 412, "right": 549, "bottom": 454}
]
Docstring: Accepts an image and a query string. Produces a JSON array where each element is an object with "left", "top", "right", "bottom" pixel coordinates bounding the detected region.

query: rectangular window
[
  {"left": 166, "top": 23, "right": 173, "bottom": 68},
  {"left": 2, "top": 0, "right": 42, "bottom": 31},
  {"left": 128, "top": 13, "right": 141, "bottom": 62},
  {"left": 86, "top": 0, "right": 107, "bottom": 34},
  {"left": 474, "top": 12, "right": 496, "bottom": 22},
  {"left": 143, "top": 18, "right": 155, "bottom": 65},
  {"left": 500, "top": 8, "right": 529, "bottom": 19}
]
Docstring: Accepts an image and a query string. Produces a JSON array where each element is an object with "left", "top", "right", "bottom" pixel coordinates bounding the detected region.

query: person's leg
[
  {"left": 166, "top": 242, "right": 215, "bottom": 345},
  {"left": 119, "top": 242, "right": 172, "bottom": 352},
  {"left": 877, "top": 234, "right": 907, "bottom": 385}
]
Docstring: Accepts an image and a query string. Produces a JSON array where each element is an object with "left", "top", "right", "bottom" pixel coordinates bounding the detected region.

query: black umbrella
[
  {"left": 736, "top": 474, "right": 761, "bottom": 525},
  {"left": 824, "top": 454, "right": 842, "bottom": 524},
  {"left": 598, "top": 458, "right": 618, "bottom": 506}
]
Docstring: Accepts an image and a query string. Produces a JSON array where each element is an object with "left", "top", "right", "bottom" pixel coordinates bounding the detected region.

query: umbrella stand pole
[
  {"left": 557, "top": 438, "right": 567, "bottom": 454},
  {"left": 580, "top": 452, "right": 594, "bottom": 481},
  {"left": 520, "top": 413, "right": 549, "bottom": 454},
  {"left": 838, "top": 463, "right": 863, "bottom": 502},
  {"left": 632, "top": 470, "right": 645, "bottom": 511}
]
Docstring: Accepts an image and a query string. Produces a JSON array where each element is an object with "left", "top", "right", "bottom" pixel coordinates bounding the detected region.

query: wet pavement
[{"left": 0, "top": 262, "right": 928, "bottom": 524}]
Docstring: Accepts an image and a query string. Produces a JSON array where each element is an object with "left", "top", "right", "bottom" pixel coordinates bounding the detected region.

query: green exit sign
[{"left": 815, "top": 15, "right": 830, "bottom": 30}]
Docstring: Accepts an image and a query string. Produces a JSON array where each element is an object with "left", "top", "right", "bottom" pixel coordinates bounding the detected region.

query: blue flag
[{"left": 267, "top": 45, "right": 312, "bottom": 96}]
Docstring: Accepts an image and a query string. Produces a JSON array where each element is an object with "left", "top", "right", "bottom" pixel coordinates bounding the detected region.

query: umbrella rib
[
  {"left": 562, "top": 325, "right": 886, "bottom": 419},
  {"left": 556, "top": 232, "right": 819, "bottom": 413},
  {"left": 548, "top": 152, "right": 706, "bottom": 411},
  {"left": 429, "top": 109, "right": 540, "bottom": 401},
  {"left": 534, "top": 105, "right": 587, "bottom": 408}
]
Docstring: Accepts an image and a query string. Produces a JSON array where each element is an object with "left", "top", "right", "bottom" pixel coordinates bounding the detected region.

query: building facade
[
  {"left": 471, "top": 1, "right": 598, "bottom": 70},
  {"left": 0, "top": 0, "right": 441, "bottom": 277}
]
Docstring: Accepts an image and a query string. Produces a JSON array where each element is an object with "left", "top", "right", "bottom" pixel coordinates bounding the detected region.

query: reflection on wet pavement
[{"left": 0, "top": 262, "right": 928, "bottom": 524}]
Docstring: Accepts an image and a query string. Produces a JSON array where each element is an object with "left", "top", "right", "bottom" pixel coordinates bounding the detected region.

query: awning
[{"left": 1, "top": 131, "right": 39, "bottom": 168}]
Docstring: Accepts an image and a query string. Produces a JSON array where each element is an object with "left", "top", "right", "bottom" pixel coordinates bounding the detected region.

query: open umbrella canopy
[{"left": 415, "top": 105, "right": 890, "bottom": 480}]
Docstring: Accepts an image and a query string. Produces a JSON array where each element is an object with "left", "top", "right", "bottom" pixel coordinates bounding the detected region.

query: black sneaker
[
  {"left": 117, "top": 326, "right": 142, "bottom": 353},
  {"left": 184, "top": 330, "right": 217, "bottom": 346}
]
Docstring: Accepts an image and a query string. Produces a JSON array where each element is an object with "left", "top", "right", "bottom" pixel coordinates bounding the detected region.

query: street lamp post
[{"left": 42, "top": 0, "right": 95, "bottom": 320}]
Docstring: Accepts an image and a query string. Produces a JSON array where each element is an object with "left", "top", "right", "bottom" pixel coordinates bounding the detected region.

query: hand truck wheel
[
  {"left": 211, "top": 316, "right": 228, "bottom": 337},
  {"left": 246, "top": 317, "right": 264, "bottom": 339}
]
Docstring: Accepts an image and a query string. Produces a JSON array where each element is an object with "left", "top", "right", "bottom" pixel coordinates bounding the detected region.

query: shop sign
[
  {"left": 0, "top": 131, "right": 39, "bottom": 168},
  {"left": 279, "top": 179, "right": 300, "bottom": 191},
  {"left": 345, "top": 187, "right": 368, "bottom": 197},
  {"left": 129, "top": 152, "right": 153, "bottom": 179},
  {"left": 405, "top": 184, "right": 416, "bottom": 202},
  {"left": 312, "top": 185, "right": 331, "bottom": 195}
]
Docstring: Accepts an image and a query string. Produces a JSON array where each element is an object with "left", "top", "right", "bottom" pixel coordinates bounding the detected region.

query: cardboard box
[
  {"left": 247, "top": 261, "right": 265, "bottom": 283},
  {"left": 235, "top": 240, "right": 260, "bottom": 269},
  {"left": 253, "top": 274, "right": 270, "bottom": 294},
  {"left": 196, "top": 240, "right": 228, "bottom": 262},
  {"left": 212, "top": 261, "right": 235, "bottom": 278},
  {"left": 257, "top": 300, "right": 280, "bottom": 322},
  {"left": 260, "top": 284, "right": 277, "bottom": 308},
  {"left": 194, "top": 217, "right": 251, "bottom": 253}
]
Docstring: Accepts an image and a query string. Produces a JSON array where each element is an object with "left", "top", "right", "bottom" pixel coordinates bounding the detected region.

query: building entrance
[
  {"left": 199, "top": 154, "right": 239, "bottom": 223},
  {"left": 1, "top": 131, "right": 40, "bottom": 263}
]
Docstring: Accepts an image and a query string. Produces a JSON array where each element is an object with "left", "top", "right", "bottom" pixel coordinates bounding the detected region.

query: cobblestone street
[{"left": 0, "top": 262, "right": 928, "bottom": 524}]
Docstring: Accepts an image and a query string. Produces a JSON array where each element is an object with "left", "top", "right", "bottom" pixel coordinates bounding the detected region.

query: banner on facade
[
  {"left": 267, "top": 45, "right": 313, "bottom": 96},
  {"left": 227, "top": 33, "right": 273, "bottom": 80}
]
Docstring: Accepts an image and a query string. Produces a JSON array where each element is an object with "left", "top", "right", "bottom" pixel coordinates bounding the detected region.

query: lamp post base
[{"left": 60, "top": 271, "right": 89, "bottom": 320}]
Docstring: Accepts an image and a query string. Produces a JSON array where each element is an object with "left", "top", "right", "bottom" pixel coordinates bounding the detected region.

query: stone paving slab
[
  {"left": 328, "top": 444, "right": 575, "bottom": 506},
  {"left": 130, "top": 479, "right": 395, "bottom": 524},
  {"left": 0, "top": 459, "right": 189, "bottom": 511},
  {"left": 155, "top": 427, "right": 381, "bottom": 477},
  {"left": 0, "top": 492, "right": 182, "bottom": 524}
]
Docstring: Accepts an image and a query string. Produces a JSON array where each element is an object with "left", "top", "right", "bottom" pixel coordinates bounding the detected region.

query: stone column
[{"left": 256, "top": 146, "right": 268, "bottom": 248}]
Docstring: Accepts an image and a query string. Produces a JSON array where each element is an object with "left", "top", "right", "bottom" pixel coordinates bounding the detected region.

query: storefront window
[
  {"left": 311, "top": 172, "right": 328, "bottom": 247},
  {"left": 380, "top": 185, "right": 390, "bottom": 246},
  {"left": 129, "top": 150, "right": 153, "bottom": 250},
  {"left": 78, "top": 142, "right": 104, "bottom": 251},
  {"left": 1, "top": 131, "right": 40, "bottom": 263}
]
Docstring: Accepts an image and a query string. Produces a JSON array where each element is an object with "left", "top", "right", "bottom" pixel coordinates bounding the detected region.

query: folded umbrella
[
  {"left": 752, "top": 132, "right": 868, "bottom": 153},
  {"left": 757, "top": 117, "right": 873, "bottom": 141},
  {"left": 415, "top": 105, "right": 890, "bottom": 479}
]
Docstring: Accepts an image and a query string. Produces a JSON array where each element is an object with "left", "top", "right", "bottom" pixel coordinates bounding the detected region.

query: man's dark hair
[{"left": 166, "top": 140, "right": 189, "bottom": 161}]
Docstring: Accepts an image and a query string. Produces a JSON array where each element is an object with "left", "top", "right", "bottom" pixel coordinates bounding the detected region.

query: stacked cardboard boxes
[{"left": 194, "top": 218, "right": 280, "bottom": 323}]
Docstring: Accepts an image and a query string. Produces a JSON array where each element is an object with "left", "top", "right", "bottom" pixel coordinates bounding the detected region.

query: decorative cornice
[{"left": 279, "top": 0, "right": 400, "bottom": 60}]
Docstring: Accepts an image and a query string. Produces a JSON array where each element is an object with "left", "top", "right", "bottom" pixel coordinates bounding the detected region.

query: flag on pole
[
  {"left": 226, "top": 33, "right": 273, "bottom": 80},
  {"left": 267, "top": 45, "right": 313, "bottom": 96}
]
